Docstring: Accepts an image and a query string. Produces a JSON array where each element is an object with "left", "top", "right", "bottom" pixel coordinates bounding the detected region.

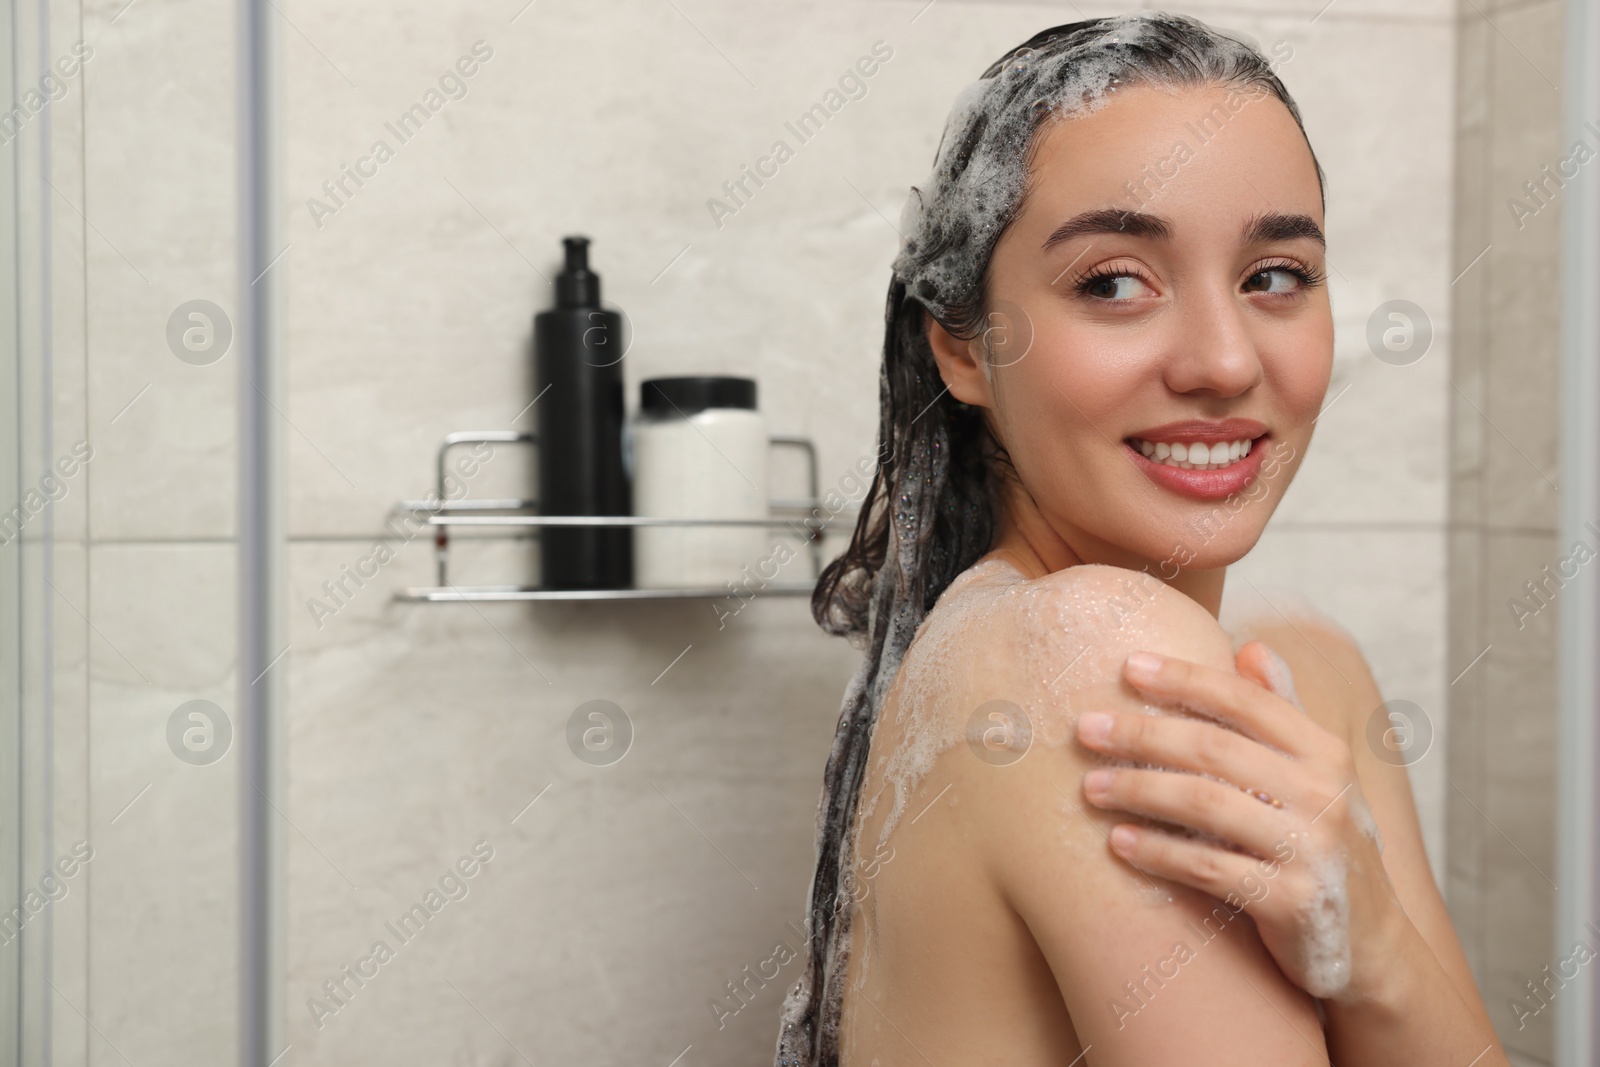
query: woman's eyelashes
[
  {"left": 1067, "top": 258, "right": 1326, "bottom": 304},
  {"left": 1244, "top": 258, "right": 1326, "bottom": 296},
  {"left": 1072, "top": 264, "right": 1154, "bottom": 301}
]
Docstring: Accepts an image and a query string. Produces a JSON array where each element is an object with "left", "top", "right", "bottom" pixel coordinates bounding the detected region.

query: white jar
[{"left": 629, "top": 377, "right": 769, "bottom": 589}]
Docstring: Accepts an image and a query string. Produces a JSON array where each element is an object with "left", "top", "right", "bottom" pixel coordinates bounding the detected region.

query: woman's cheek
[{"left": 1275, "top": 326, "right": 1335, "bottom": 420}]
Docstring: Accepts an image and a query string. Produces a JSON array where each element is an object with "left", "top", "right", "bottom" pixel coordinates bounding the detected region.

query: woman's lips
[{"left": 1123, "top": 434, "right": 1270, "bottom": 501}]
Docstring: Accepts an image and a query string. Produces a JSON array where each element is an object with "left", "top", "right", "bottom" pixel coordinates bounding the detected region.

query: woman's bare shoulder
[
  {"left": 879, "top": 560, "right": 1243, "bottom": 797},
  {"left": 882, "top": 559, "right": 1246, "bottom": 842},
  {"left": 916, "top": 560, "right": 1250, "bottom": 898},
  {"left": 949, "top": 561, "right": 1239, "bottom": 736},
  {"left": 1220, "top": 586, "right": 1366, "bottom": 669},
  {"left": 1220, "top": 589, "right": 1381, "bottom": 742},
  {"left": 935, "top": 559, "right": 1245, "bottom": 817}
]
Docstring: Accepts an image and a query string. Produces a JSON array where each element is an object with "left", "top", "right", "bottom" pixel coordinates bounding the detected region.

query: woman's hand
[{"left": 1073, "top": 641, "right": 1406, "bottom": 1006}]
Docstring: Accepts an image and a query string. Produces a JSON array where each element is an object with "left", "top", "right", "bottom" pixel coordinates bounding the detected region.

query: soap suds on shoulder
[
  {"left": 857, "top": 556, "right": 1028, "bottom": 851},
  {"left": 858, "top": 559, "right": 1201, "bottom": 851}
]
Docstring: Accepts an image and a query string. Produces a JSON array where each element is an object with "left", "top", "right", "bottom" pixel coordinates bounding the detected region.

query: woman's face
[{"left": 930, "top": 81, "right": 1333, "bottom": 575}]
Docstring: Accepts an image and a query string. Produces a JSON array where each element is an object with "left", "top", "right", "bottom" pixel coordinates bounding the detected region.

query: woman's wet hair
[{"left": 776, "top": 12, "right": 1325, "bottom": 1065}]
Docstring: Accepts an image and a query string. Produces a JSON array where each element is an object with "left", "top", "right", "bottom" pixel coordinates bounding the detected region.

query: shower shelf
[{"left": 391, "top": 429, "right": 855, "bottom": 603}]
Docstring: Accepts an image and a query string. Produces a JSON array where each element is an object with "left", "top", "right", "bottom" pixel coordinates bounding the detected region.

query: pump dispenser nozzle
[{"left": 556, "top": 235, "right": 601, "bottom": 307}]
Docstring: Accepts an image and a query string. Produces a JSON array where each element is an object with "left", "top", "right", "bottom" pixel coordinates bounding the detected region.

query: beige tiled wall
[
  {"left": 51, "top": 0, "right": 1483, "bottom": 1063},
  {"left": 1447, "top": 1, "right": 1566, "bottom": 1062}
]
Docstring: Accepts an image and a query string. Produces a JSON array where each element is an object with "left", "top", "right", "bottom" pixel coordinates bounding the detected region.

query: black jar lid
[{"left": 640, "top": 376, "right": 757, "bottom": 416}]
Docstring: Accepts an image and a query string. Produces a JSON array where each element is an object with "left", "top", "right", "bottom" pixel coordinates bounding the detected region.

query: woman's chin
[{"left": 1131, "top": 521, "right": 1270, "bottom": 575}]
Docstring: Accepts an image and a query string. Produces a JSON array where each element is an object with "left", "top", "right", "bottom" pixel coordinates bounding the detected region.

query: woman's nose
[{"left": 1162, "top": 288, "right": 1266, "bottom": 398}]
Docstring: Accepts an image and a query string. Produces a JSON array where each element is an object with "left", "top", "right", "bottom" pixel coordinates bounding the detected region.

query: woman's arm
[
  {"left": 949, "top": 563, "right": 1329, "bottom": 1064},
  {"left": 1073, "top": 613, "right": 1509, "bottom": 1065}
]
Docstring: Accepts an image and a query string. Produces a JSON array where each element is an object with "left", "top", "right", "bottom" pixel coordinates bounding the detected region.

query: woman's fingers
[
  {"left": 1105, "top": 820, "right": 1291, "bottom": 911},
  {"left": 1084, "top": 764, "right": 1292, "bottom": 859},
  {"left": 1121, "top": 650, "right": 1320, "bottom": 757},
  {"left": 1076, "top": 709, "right": 1290, "bottom": 792}
]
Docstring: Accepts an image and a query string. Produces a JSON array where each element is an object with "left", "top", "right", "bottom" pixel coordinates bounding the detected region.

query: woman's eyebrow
[
  {"left": 1242, "top": 210, "right": 1326, "bottom": 249},
  {"left": 1041, "top": 207, "right": 1170, "bottom": 249},
  {"left": 1041, "top": 208, "right": 1326, "bottom": 252}
]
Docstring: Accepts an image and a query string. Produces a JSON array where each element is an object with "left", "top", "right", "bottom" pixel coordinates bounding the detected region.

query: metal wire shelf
[{"left": 392, "top": 429, "right": 852, "bottom": 602}]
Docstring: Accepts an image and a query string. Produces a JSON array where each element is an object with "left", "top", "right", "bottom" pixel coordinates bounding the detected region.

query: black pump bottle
[{"left": 534, "top": 236, "right": 631, "bottom": 589}]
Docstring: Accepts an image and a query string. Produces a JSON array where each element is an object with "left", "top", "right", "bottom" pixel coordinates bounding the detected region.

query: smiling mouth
[{"left": 1124, "top": 434, "right": 1267, "bottom": 471}]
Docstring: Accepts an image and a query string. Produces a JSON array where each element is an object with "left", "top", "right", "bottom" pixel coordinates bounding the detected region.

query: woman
[{"left": 774, "top": 13, "right": 1506, "bottom": 1066}]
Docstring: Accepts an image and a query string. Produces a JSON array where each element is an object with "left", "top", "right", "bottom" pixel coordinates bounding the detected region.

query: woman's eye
[
  {"left": 1079, "top": 272, "right": 1152, "bottom": 301},
  {"left": 1243, "top": 267, "right": 1305, "bottom": 294}
]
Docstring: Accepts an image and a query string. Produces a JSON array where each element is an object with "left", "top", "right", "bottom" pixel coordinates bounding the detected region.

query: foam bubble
[
  {"left": 1347, "top": 789, "right": 1385, "bottom": 854},
  {"left": 1296, "top": 848, "right": 1352, "bottom": 998},
  {"left": 858, "top": 556, "right": 1026, "bottom": 851}
]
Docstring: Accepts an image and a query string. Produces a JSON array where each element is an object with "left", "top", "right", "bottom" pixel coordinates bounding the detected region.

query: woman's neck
[{"left": 983, "top": 480, "right": 1228, "bottom": 619}]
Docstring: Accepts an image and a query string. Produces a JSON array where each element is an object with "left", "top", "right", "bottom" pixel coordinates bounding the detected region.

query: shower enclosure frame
[
  {"left": 236, "top": 1, "right": 285, "bottom": 1065},
  {"left": 1555, "top": 0, "right": 1600, "bottom": 1060}
]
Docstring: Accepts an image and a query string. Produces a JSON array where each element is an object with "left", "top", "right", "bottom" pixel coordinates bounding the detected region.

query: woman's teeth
[{"left": 1130, "top": 437, "right": 1256, "bottom": 470}]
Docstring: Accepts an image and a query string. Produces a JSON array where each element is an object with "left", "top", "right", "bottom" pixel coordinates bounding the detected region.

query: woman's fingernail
[
  {"left": 1085, "top": 768, "right": 1115, "bottom": 794},
  {"left": 1110, "top": 825, "right": 1138, "bottom": 853},
  {"left": 1077, "top": 712, "right": 1113, "bottom": 743},
  {"left": 1125, "top": 651, "right": 1163, "bottom": 681}
]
